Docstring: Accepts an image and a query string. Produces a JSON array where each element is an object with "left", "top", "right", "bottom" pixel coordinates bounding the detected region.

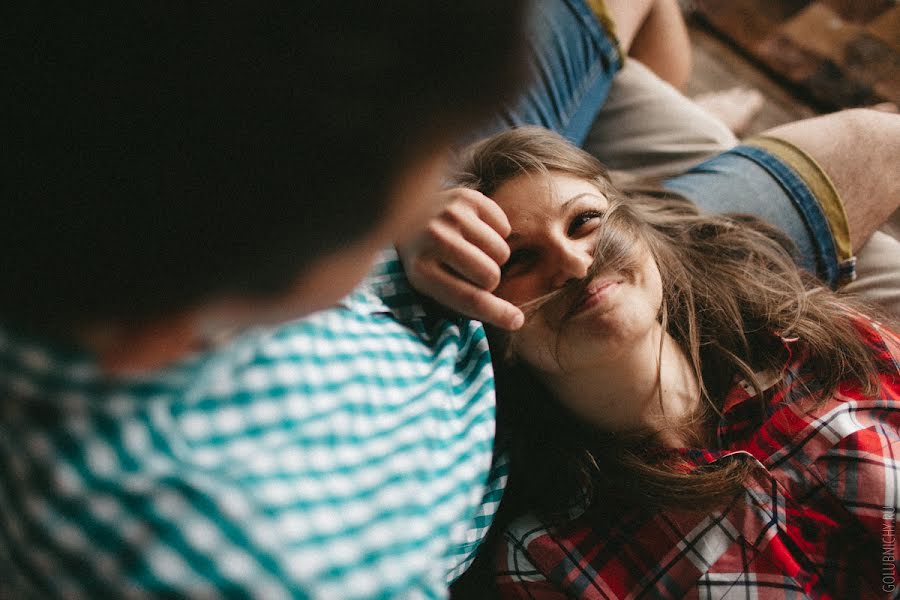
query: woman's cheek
[
  {"left": 513, "top": 317, "right": 560, "bottom": 373},
  {"left": 495, "top": 272, "right": 544, "bottom": 308},
  {"left": 494, "top": 279, "right": 521, "bottom": 305}
]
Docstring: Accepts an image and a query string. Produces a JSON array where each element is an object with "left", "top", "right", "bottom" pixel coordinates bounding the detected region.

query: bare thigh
[{"left": 603, "top": 0, "right": 691, "bottom": 88}]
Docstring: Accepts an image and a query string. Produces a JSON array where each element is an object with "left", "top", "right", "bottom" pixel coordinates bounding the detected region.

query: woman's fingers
[
  {"left": 441, "top": 190, "right": 511, "bottom": 261},
  {"left": 419, "top": 262, "right": 524, "bottom": 330},
  {"left": 397, "top": 187, "right": 524, "bottom": 330},
  {"left": 427, "top": 216, "right": 507, "bottom": 290}
]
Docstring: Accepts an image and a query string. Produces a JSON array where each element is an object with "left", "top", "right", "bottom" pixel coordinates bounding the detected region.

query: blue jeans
[
  {"left": 467, "top": 0, "right": 621, "bottom": 147},
  {"left": 470, "top": 0, "right": 844, "bottom": 286},
  {"left": 664, "top": 146, "right": 849, "bottom": 287}
]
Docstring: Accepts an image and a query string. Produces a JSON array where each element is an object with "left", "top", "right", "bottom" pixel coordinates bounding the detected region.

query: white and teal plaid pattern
[{"left": 0, "top": 250, "right": 505, "bottom": 599}]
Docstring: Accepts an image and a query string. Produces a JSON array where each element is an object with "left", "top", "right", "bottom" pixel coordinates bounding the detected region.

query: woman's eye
[
  {"left": 501, "top": 248, "right": 535, "bottom": 275},
  {"left": 568, "top": 211, "right": 603, "bottom": 236}
]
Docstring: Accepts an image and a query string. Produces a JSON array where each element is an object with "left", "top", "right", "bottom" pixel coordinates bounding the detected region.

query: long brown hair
[{"left": 455, "top": 127, "right": 885, "bottom": 520}]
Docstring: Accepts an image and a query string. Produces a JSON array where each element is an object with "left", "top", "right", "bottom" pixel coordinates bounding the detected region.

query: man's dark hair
[{"left": 1, "top": 2, "right": 529, "bottom": 334}]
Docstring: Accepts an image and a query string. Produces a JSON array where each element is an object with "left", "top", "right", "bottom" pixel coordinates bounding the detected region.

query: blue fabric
[
  {"left": 664, "top": 146, "right": 841, "bottom": 288},
  {"left": 467, "top": 0, "right": 622, "bottom": 146}
]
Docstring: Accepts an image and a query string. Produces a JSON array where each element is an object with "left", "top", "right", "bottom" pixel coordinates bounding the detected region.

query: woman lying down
[{"left": 450, "top": 128, "right": 899, "bottom": 598}]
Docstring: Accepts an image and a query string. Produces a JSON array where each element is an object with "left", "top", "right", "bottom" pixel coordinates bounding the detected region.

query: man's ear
[{"left": 85, "top": 312, "right": 200, "bottom": 375}]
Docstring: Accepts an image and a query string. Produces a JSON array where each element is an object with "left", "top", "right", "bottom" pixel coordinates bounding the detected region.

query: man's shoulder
[{"left": 0, "top": 315, "right": 502, "bottom": 599}]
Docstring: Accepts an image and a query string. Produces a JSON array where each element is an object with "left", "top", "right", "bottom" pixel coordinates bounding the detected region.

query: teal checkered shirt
[{"left": 0, "top": 250, "right": 507, "bottom": 599}]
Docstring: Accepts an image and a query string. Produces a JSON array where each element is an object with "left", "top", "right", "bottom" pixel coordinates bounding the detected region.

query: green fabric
[{"left": 0, "top": 249, "right": 505, "bottom": 599}]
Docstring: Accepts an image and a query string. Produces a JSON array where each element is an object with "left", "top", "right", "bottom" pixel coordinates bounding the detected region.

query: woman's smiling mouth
[{"left": 572, "top": 277, "right": 624, "bottom": 316}]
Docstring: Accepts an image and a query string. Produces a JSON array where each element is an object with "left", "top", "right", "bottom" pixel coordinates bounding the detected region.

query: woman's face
[{"left": 492, "top": 171, "right": 664, "bottom": 374}]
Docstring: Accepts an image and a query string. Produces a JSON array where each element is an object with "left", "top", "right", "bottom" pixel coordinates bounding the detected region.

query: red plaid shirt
[{"left": 496, "top": 316, "right": 900, "bottom": 599}]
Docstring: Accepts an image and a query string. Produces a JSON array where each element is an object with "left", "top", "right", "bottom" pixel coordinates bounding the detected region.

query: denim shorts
[
  {"left": 468, "top": 0, "right": 854, "bottom": 288},
  {"left": 664, "top": 138, "right": 855, "bottom": 288},
  {"left": 466, "top": 0, "right": 622, "bottom": 147}
]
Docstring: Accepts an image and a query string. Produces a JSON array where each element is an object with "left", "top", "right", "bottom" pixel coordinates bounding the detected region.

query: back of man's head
[{"left": 1, "top": 2, "right": 528, "bottom": 336}]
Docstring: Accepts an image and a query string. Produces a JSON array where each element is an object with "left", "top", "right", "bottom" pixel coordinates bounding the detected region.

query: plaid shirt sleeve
[{"left": 803, "top": 319, "right": 900, "bottom": 589}]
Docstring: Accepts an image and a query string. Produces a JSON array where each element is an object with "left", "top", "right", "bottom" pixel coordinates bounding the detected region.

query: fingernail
[{"left": 510, "top": 312, "right": 525, "bottom": 330}]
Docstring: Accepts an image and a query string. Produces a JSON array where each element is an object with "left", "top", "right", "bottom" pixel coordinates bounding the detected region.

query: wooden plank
[
  {"left": 693, "top": 0, "right": 809, "bottom": 50},
  {"left": 691, "top": 0, "right": 899, "bottom": 108},
  {"left": 779, "top": 4, "right": 861, "bottom": 63},
  {"left": 820, "top": 0, "right": 894, "bottom": 24},
  {"left": 687, "top": 24, "right": 816, "bottom": 137},
  {"left": 867, "top": 5, "right": 900, "bottom": 52}
]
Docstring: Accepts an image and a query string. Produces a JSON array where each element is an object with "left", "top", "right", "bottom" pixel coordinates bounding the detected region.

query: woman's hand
[{"left": 397, "top": 188, "right": 524, "bottom": 330}]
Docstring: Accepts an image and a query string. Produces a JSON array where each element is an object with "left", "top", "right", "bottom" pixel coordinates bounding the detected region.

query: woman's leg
[
  {"left": 604, "top": 0, "right": 692, "bottom": 90},
  {"left": 605, "top": 0, "right": 764, "bottom": 134},
  {"left": 843, "top": 228, "right": 900, "bottom": 318},
  {"left": 583, "top": 58, "right": 738, "bottom": 179},
  {"left": 768, "top": 110, "right": 900, "bottom": 318},
  {"left": 663, "top": 109, "right": 900, "bottom": 318}
]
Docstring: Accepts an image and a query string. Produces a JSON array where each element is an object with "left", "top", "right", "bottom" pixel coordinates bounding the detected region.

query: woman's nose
[{"left": 551, "top": 243, "right": 592, "bottom": 288}]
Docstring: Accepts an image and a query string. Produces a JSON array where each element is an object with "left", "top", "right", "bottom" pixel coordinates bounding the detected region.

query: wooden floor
[
  {"left": 691, "top": 0, "right": 899, "bottom": 110},
  {"left": 685, "top": 18, "right": 818, "bottom": 137}
]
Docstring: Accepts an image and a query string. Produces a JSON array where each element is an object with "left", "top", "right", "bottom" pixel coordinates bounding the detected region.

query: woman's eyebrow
[
  {"left": 506, "top": 193, "right": 606, "bottom": 243},
  {"left": 559, "top": 192, "right": 605, "bottom": 213}
]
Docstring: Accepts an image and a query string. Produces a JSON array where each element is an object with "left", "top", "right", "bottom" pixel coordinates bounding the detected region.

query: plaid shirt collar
[{"left": 666, "top": 334, "right": 806, "bottom": 470}]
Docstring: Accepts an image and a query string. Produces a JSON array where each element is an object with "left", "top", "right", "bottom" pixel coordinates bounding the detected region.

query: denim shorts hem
[
  {"left": 664, "top": 146, "right": 851, "bottom": 288},
  {"left": 728, "top": 145, "right": 846, "bottom": 287}
]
